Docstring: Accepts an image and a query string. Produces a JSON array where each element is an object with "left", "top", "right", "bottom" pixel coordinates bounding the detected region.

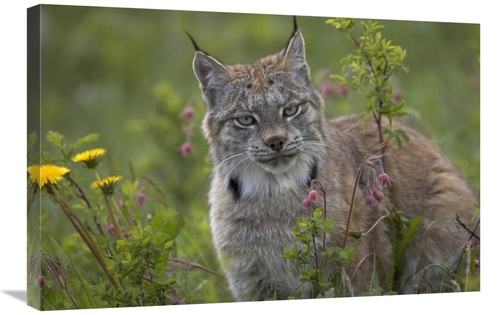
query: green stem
[
  {"left": 93, "top": 169, "right": 101, "bottom": 181},
  {"left": 111, "top": 197, "right": 131, "bottom": 231}
]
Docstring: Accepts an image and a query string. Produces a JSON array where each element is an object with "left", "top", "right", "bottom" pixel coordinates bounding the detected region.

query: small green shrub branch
[{"left": 326, "top": 18, "right": 410, "bottom": 162}]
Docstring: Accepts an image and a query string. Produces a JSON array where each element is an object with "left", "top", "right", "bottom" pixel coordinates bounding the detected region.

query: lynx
[{"left": 188, "top": 18, "right": 478, "bottom": 301}]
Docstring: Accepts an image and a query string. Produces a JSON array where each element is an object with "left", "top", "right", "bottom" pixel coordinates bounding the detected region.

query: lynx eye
[
  {"left": 283, "top": 105, "right": 299, "bottom": 117},
  {"left": 236, "top": 116, "right": 255, "bottom": 126}
]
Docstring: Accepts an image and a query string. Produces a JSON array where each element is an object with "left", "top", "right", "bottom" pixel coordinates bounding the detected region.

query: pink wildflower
[
  {"left": 181, "top": 106, "right": 195, "bottom": 120},
  {"left": 107, "top": 224, "right": 116, "bottom": 236},
  {"left": 372, "top": 189, "right": 385, "bottom": 202},
  {"left": 302, "top": 198, "right": 312, "bottom": 210},
  {"left": 365, "top": 195, "right": 377, "bottom": 208},
  {"left": 378, "top": 173, "right": 393, "bottom": 187},
  {"left": 181, "top": 142, "right": 194, "bottom": 157},
  {"left": 392, "top": 89, "right": 402, "bottom": 103},
  {"left": 318, "top": 82, "right": 335, "bottom": 96},
  {"left": 461, "top": 239, "right": 479, "bottom": 251},
  {"left": 137, "top": 193, "right": 146, "bottom": 207},
  {"left": 337, "top": 84, "right": 349, "bottom": 97},
  {"left": 308, "top": 190, "right": 319, "bottom": 203},
  {"left": 38, "top": 276, "right": 46, "bottom": 288}
]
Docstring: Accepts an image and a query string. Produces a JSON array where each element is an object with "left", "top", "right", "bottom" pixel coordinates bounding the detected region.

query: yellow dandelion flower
[
  {"left": 91, "top": 175, "right": 123, "bottom": 195},
  {"left": 27, "top": 164, "right": 70, "bottom": 188},
  {"left": 72, "top": 148, "right": 106, "bottom": 169}
]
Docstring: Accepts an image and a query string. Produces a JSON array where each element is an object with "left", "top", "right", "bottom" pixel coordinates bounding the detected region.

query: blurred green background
[{"left": 28, "top": 4, "right": 479, "bottom": 305}]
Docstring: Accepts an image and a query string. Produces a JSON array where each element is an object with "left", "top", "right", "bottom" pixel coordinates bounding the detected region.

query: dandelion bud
[
  {"left": 307, "top": 190, "right": 319, "bottom": 203},
  {"left": 349, "top": 230, "right": 363, "bottom": 239},
  {"left": 378, "top": 173, "right": 393, "bottom": 187},
  {"left": 181, "top": 142, "right": 194, "bottom": 157},
  {"left": 107, "top": 224, "right": 116, "bottom": 236},
  {"left": 365, "top": 195, "right": 377, "bottom": 208},
  {"left": 38, "top": 276, "right": 46, "bottom": 288},
  {"left": 302, "top": 198, "right": 312, "bottom": 210}
]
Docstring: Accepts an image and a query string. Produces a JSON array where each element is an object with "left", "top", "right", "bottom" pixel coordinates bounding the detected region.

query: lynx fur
[{"left": 188, "top": 18, "right": 477, "bottom": 301}]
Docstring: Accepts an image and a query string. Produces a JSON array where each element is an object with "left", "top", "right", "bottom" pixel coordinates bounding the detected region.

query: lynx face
[{"left": 190, "top": 25, "right": 327, "bottom": 199}]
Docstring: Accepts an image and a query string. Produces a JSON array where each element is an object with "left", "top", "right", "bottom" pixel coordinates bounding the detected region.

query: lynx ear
[
  {"left": 281, "top": 18, "right": 313, "bottom": 87},
  {"left": 186, "top": 31, "right": 231, "bottom": 109}
]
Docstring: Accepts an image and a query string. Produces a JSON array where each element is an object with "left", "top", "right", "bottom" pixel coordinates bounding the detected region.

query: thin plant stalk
[
  {"left": 322, "top": 189, "right": 327, "bottom": 252},
  {"left": 357, "top": 214, "right": 396, "bottom": 290},
  {"left": 309, "top": 179, "right": 328, "bottom": 252},
  {"left": 104, "top": 195, "right": 122, "bottom": 240},
  {"left": 343, "top": 166, "right": 363, "bottom": 248},
  {"left": 57, "top": 197, "right": 116, "bottom": 287},
  {"left": 169, "top": 258, "right": 226, "bottom": 279},
  {"left": 40, "top": 253, "right": 79, "bottom": 309},
  {"left": 111, "top": 197, "right": 131, "bottom": 231},
  {"left": 289, "top": 281, "right": 305, "bottom": 298},
  {"left": 52, "top": 190, "right": 117, "bottom": 287},
  {"left": 93, "top": 169, "right": 101, "bottom": 181}
]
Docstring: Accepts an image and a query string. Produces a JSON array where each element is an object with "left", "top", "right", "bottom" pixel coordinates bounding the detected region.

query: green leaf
[
  {"left": 298, "top": 218, "right": 308, "bottom": 228},
  {"left": 396, "top": 215, "right": 424, "bottom": 262},
  {"left": 324, "top": 287, "right": 335, "bottom": 298},
  {"left": 324, "top": 219, "right": 336, "bottom": 229},
  {"left": 393, "top": 109, "right": 409, "bottom": 117},
  {"left": 395, "top": 129, "right": 410, "bottom": 142},
  {"left": 339, "top": 246, "right": 356, "bottom": 261},
  {"left": 164, "top": 239, "right": 174, "bottom": 249},
  {"left": 163, "top": 214, "right": 185, "bottom": 239},
  {"left": 313, "top": 208, "right": 324, "bottom": 218},
  {"left": 121, "top": 180, "right": 137, "bottom": 196},
  {"left": 46, "top": 131, "right": 65, "bottom": 149},
  {"left": 72, "top": 133, "right": 100, "bottom": 149}
]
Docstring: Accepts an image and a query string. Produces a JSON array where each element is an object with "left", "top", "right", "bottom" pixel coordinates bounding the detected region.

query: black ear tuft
[
  {"left": 184, "top": 29, "right": 202, "bottom": 52},
  {"left": 283, "top": 16, "right": 299, "bottom": 56}
]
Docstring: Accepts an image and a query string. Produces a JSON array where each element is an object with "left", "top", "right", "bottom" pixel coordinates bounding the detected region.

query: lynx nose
[{"left": 266, "top": 136, "right": 286, "bottom": 152}]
